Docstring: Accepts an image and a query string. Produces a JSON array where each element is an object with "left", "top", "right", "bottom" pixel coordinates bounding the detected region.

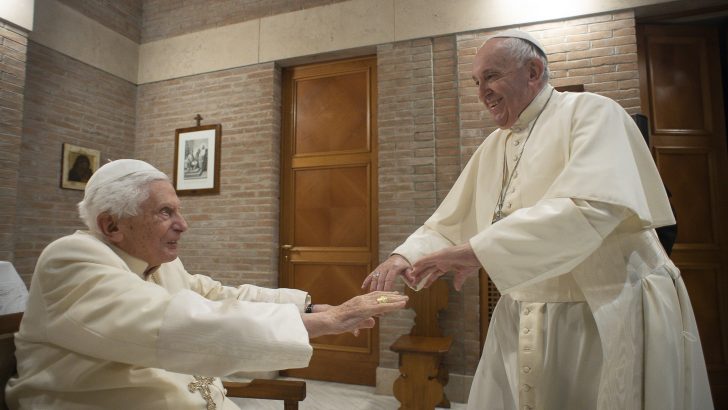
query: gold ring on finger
[{"left": 376, "top": 296, "right": 389, "bottom": 304}]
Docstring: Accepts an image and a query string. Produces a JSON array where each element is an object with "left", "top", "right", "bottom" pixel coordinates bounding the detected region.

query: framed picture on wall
[
  {"left": 173, "top": 123, "right": 221, "bottom": 195},
  {"left": 60, "top": 143, "right": 101, "bottom": 190}
]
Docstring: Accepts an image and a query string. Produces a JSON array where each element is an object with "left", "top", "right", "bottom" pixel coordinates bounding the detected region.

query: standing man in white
[{"left": 364, "top": 30, "right": 712, "bottom": 409}]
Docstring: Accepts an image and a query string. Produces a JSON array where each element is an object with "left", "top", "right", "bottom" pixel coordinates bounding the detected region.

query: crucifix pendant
[{"left": 188, "top": 375, "right": 217, "bottom": 410}]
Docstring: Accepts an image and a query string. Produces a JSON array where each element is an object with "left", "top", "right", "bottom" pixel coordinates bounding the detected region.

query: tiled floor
[{"left": 230, "top": 378, "right": 468, "bottom": 410}]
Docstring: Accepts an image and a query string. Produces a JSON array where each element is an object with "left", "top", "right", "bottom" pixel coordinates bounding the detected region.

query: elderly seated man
[{"left": 5, "top": 159, "right": 406, "bottom": 409}]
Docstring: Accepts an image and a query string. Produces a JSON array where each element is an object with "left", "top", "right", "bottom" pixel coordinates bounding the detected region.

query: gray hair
[
  {"left": 499, "top": 37, "right": 550, "bottom": 82},
  {"left": 78, "top": 169, "right": 169, "bottom": 234}
]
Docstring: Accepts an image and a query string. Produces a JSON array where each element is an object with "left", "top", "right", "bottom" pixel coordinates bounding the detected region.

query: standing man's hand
[
  {"left": 361, "top": 254, "right": 412, "bottom": 292},
  {"left": 409, "top": 243, "right": 482, "bottom": 291}
]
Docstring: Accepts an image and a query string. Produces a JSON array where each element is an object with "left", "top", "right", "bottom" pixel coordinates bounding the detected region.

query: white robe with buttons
[
  {"left": 394, "top": 85, "right": 713, "bottom": 409},
  {"left": 6, "top": 231, "right": 313, "bottom": 410}
]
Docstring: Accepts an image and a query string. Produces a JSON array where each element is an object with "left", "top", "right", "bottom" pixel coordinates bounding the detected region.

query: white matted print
[{"left": 173, "top": 124, "right": 221, "bottom": 195}]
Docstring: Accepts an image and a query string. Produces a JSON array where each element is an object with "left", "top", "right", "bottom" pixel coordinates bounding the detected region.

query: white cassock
[
  {"left": 6, "top": 231, "right": 312, "bottom": 410},
  {"left": 394, "top": 85, "right": 713, "bottom": 410}
]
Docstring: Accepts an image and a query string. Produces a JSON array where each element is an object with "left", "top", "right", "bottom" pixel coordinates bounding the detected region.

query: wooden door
[
  {"left": 638, "top": 24, "right": 728, "bottom": 406},
  {"left": 279, "top": 57, "right": 378, "bottom": 385}
]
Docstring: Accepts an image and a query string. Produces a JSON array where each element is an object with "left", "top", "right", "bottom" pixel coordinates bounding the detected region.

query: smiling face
[
  {"left": 112, "top": 180, "right": 188, "bottom": 267},
  {"left": 471, "top": 38, "right": 544, "bottom": 129}
]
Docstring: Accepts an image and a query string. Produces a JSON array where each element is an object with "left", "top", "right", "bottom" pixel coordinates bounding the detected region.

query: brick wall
[
  {"left": 376, "top": 34, "right": 482, "bottom": 374},
  {"left": 135, "top": 63, "right": 282, "bottom": 288},
  {"left": 432, "top": 36, "right": 461, "bottom": 204},
  {"left": 377, "top": 38, "right": 437, "bottom": 368},
  {"left": 59, "top": 0, "right": 143, "bottom": 42},
  {"left": 0, "top": 21, "right": 28, "bottom": 263},
  {"left": 141, "top": 0, "right": 351, "bottom": 43},
  {"left": 13, "top": 43, "right": 136, "bottom": 282}
]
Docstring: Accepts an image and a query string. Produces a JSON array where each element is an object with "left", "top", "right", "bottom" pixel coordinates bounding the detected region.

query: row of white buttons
[
  {"left": 504, "top": 133, "right": 523, "bottom": 211},
  {"left": 518, "top": 302, "right": 539, "bottom": 409}
]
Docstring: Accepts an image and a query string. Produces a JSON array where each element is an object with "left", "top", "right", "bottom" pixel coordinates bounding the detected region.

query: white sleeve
[
  {"left": 470, "top": 198, "right": 630, "bottom": 294},
  {"left": 392, "top": 225, "right": 456, "bottom": 264},
  {"left": 157, "top": 290, "right": 312, "bottom": 375},
  {"left": 189, "top": 273, "right": 309, "bottom": 312}
]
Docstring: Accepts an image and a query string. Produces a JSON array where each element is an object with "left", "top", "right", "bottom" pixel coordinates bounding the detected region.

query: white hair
[
  {"left": 500, "top": 37, "right": 550, "bottom": 82},
  {"left": 78, "top": 169, "right": 169, "bottom": 234}
]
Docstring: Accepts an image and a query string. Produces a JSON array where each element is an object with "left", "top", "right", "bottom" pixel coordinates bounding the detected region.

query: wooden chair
[
  {"left": 390, "top": 279, "right": 452, "bottom": 409},
  {"left": 0, "top": 312, "right": 305, "bottom": 410}
]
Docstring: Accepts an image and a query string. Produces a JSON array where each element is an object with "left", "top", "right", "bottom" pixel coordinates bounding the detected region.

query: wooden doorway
[
  {"left": 279, "top": 56, "right": 378, "bottom": 385},
  {"left": 638, "top": 23, "right": 728, "bottom": 406}
]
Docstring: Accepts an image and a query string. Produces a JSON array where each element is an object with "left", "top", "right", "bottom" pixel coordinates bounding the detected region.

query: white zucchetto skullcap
[
  {"left": 84, "top": 159, "right": 159, "bottom": 194},
  {"left": 492, "top": 29, "right": 547, "bottom": 59}
]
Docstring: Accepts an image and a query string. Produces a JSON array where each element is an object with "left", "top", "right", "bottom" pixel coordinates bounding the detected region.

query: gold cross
[{"left": 188, "top": 375, "right": 217, "bottom": 410}]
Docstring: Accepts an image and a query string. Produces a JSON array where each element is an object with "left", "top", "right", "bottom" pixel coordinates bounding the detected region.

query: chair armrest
[
  {"left": 0, "top": 312, "right": 22, "bottom": 335},
  {"left": 223, "top": 378, "right": 306, "bottom": 402}
]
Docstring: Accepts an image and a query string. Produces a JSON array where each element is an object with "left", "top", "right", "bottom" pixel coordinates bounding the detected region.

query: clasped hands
[
  {"left": 361, "top": 242, "right": 482, "bottom": 292},
  {"left": 304, "top": 243, "right": 481, "bottom": 339}
]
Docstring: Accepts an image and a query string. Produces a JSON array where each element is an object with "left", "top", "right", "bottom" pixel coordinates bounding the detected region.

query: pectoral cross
[
  {"left": 492, "top": 210, "right": 504, "bottom": 224},
  {"left": 188, "top": 375, "right": 217, "bottom": 410}
]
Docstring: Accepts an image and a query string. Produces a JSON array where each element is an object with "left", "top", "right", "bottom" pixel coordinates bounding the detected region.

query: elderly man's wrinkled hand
[
  {"left": 303, "top": 292, "right": 407, "bottom": 338},
  {"left": 342, "top": 291, "right": 408, "bottom": 314},
  {"left": 337, "top": 292, "right": 409, "bottom": 336},
  {"left": 361, "top": 255, "right": 412, "bottom": 292}
]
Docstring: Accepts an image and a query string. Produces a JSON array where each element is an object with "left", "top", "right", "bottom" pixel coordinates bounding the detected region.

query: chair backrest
[
  {"left": 0, "top": 312, "right": 23, "bottom": 410},
  {"left": 404, "top": 278, "right": 448, "bottom": 337}
]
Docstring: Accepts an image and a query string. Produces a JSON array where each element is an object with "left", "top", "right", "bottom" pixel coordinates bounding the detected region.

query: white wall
[
  {"left": 24, "top": 0, "right": 712, "bottom": 84},
  {"left": 0, "top": 0, "right": 34, "bottom": 31}
]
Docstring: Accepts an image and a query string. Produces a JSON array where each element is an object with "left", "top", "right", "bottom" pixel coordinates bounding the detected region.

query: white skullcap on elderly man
[
  {"left": 84, "top": 159, "right": 159, "bottom": 193},
  {"left": 491, "top": 29, "right": 548, "bottom": 59},
  {"left": 77, "top": 159, "right": 168, "bottom": 233}
]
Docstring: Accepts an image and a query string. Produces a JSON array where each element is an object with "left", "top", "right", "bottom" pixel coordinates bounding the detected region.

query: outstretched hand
[
  {"left": 409, "top": 243, "right": 481, "bottom": 291},
  {"left": 361, "top": 254, "right": 412, "bottom": 292},
  {"left": 302, "top": 291, "right": 408, "bottom": 338}
]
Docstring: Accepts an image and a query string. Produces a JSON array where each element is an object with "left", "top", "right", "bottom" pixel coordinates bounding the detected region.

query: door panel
[
  {"left": 294, "top": 166, "right": 369, "bottom": 247},
  {"left": 655, "top": 148, "right": 716, "bottom": 244},
  {"left": 648, "top": 36, "right": 711, "bottom": 134},
  {"left": 293, "top": 263, "right": 372, "bottom": 351},
  {"left": 638, "top": 24, "right": 728, "bottom": 406},
  {"left": 682, "top": 266, "right": 726, "bottom": 364},
  {"left": 280, "top": 56, "right": 378, "bottom": 385},
  {"left": 295, "top": 72, "right": 369, "bottom": 154}
]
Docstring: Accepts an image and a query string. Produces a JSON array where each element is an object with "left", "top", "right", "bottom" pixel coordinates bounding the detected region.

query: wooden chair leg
[{"left": 284, "top": 399, "right": 298, "bottom": 410}]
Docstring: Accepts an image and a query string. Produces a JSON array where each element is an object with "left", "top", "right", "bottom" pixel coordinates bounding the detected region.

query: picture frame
[
  {"left": 60, "top": 143, "right": 101, "bottom": 190},
  {"left": 173, "top": 123, "right": 222, "bottom": 195}
]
